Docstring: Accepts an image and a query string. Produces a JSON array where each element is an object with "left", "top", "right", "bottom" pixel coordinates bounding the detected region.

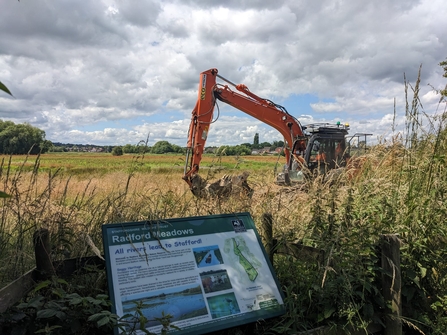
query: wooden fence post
[
  {"left": 33, "top": 228, "right": 55, "bottom": 280},
  {"left": 261, "top": 213, "right": 274, "bottom": 264},
  {"left": 380, "top": 234, "right": 402, "bottom": 335}
]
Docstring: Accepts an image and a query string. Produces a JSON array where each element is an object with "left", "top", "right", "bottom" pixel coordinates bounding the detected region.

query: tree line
[
  {"left": 0, "top": 120, "right": 283, "bottom": 156},
  {"left": 111, "top": 141, "right": 185, "bottom": 156},
  {"left": 111, "top": 138, "right": 284, "bottom": 156}
]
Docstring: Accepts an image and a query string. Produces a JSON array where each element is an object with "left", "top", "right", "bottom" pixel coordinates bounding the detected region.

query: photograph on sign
[
  {"left": 102, "top": 212, "right": 285, "bottom": 335},
  {"left": 121, "top": 284, "right": 207, "bottom": 329},
  {"left": 193, "top": 245, "right": 223, "bottom": 267}
]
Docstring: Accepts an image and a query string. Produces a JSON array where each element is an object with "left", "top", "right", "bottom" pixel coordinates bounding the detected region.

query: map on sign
[
  {"left": 102, "top": 212, "right": 285, "bottom": 335},
  {"left": 224, "top": 236, "right": 262, "bottom": 283}
]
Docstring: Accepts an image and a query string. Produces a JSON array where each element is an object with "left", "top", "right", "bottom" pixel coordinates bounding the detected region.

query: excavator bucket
[
  {"left": 189, "top": 172, "right": 253, "bottom": 198},
  {"left": 189, "top": 174, "right": 208, "bottom": 198}
]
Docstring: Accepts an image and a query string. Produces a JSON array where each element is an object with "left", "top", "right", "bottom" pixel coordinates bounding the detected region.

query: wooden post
[
  {"left": 33, "top": 228, "right": 55, "bottom": 280},
  {"left": 261, "top": 213, "right": 274, "bottom": 264},
  {"left": 380, "top": 234, "right": 402, "bottom": 335}
]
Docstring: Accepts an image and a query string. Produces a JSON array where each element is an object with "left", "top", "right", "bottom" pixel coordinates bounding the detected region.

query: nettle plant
[
  {"left": 0, "top": 273, "right": 177, "bottom": 335},
  {"left": 1, "top": 276, "right": 116, "bottom": 335}
]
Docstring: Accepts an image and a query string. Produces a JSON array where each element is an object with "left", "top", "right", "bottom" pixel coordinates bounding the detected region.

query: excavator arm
[
  {"left": 183, "top": 69, "right": 219, "bottom": 195},
  {"left": 183, "top": 68, "right": 308, "bottom": 195}
]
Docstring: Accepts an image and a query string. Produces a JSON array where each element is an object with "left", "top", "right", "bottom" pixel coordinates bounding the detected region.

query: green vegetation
[
  {"left": 150, "top": 140, "right": 184, "bottom": 154},
  {"left": 440, "top": 57, "right": 447, "bottom": 97},
  {"left": 111, "top": 146, "right": 124, "bottom": 156},
  {"left": 49, "top": 139, "right": 285, "bottom": 156},
  {"left": 0, "top": 120, "right": 51, "bottom": 154},
  {"left": 0, "top": 82, "right": 51, "bottom": 155},
  {"left": 215, "top": 144, "right": 251, "bottom": 156}
]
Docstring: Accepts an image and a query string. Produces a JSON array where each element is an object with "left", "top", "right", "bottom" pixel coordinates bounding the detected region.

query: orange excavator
[{"left": 183, "top": 68, "right": 364, "bottom": 197}]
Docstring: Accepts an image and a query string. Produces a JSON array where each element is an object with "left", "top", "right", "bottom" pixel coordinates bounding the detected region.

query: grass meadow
[{"left": 1, "top": 78, "right": 447, "bottom": 334}]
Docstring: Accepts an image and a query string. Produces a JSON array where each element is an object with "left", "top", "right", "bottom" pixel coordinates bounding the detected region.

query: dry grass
[{"left": 0, "top": 153, "right": 300, "bottom": 285}]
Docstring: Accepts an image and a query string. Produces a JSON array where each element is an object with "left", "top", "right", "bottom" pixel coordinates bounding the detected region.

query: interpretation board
[{"left": 102, "top": 212, "right": 285, "bottom": 335}]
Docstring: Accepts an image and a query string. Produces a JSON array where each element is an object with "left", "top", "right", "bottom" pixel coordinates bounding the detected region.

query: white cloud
[{"left": 0, "top": 0, "right": 446, "bottom": 147}]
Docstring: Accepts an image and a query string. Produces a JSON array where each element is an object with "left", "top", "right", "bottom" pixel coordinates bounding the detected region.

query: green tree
[
  {"left": 123, "top": 144, "right": 138, "bottom": 154},
  {"left": 41, "top": 140, "right": 53, "bottom": 153},
  {"left": 0, "top": 120, "right": 50, "bottom": 154},
  {"left": 253, "top": 133, "right": 259, "bottom": 147},
  {"left": 272, "top": 140, "right": 284, "bottom": 148},
  {"left": 216, "top": 145, "right": 233, "bottom": 156},
  {"left": 111, "top": 146, "right": 123, "bottom": 156},
  {"left": 151, "top": 141, "right": 181, "bottom": 154},
  {"left": 171, "top": 143, "right": 185, "bottom": 154},
  {"left": 259, "top": 141, "right": 272, "bottom": 150},
  {"left": 234, "top": 144, "right": 251, "bottom": 155},
  {"left": 216, "top": 144, "right": 251, "bottom": 156},
  {"left": 0, "top": 120, "right": 14, "bottom": 132}
]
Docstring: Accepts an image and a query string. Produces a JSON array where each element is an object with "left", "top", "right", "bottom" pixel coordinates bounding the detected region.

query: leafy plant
[{"left": 1, "top": 276, "right": 116, "bottom": 335}]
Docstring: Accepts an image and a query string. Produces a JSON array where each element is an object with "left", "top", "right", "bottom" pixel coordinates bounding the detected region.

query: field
[
  {"left": 2, "top": 95, "right": 447, "bottom": 333},
  {"left": 0, "top": 151, "right": 284, "bottom": 175}
]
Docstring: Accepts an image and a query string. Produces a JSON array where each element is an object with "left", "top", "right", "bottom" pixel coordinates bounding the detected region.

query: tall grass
[
  {"left": 1, "top": 70, "right": 447, "bottom": 334},
  {"left": 0, "top": 156, "right": 258, "bottom": 286},
  {"left": 268, "top": 69, "right": 447, "bottom": 334}
]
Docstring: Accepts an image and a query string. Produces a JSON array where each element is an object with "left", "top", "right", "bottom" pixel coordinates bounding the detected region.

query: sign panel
[{"left": 102, "top": 212, "right": 285, "bottom": 335}]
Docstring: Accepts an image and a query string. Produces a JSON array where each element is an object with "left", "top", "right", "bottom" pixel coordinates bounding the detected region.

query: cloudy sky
[{"left": 0, "top": 0, "right": 446, "bottom": 147}]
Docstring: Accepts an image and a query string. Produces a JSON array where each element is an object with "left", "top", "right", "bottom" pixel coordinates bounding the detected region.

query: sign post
[{"left": 102, "top": 212, "right": 285, "bottom": 334}]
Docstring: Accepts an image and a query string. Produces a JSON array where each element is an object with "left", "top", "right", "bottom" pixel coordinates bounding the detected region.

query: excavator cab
[
  {"left": 304, "top": 123, "right": 350, "bottom": 174},
  {"left": 279, "top": 123, "right": 350, "bottom": 184}
]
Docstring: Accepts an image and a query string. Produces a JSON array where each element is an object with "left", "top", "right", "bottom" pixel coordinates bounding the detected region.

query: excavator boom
[{"left": 214, "top": 80, "right": 308, "bottom": 158}]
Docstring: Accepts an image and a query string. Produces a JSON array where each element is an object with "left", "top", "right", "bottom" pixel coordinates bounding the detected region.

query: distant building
[
  {"left": 258, "top": 147, "right": 271, "bottom": 154},
  {"left": 274, "top": 147, "right": 282, "bottom": 153}
]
